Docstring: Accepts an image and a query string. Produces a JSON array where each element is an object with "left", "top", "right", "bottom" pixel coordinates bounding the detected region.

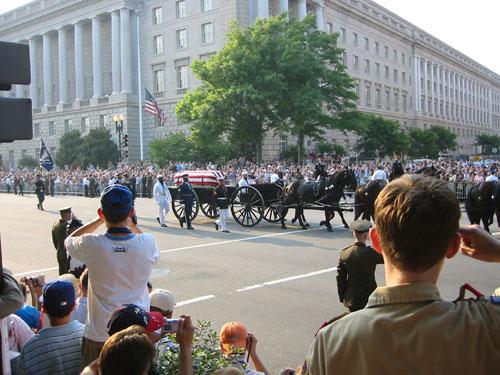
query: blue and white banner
[{"left": 39, "top": 139, "right": 54, "bottom": 171}]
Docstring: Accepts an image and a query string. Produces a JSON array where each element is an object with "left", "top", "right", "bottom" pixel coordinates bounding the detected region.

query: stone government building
[{"left": 0, "top": 0, "right": 499, "bottom": 166}]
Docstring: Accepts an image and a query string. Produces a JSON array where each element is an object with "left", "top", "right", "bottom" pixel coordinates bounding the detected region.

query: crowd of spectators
[{"left": 1, "top": 157, "right": 499, "bottom": 197}]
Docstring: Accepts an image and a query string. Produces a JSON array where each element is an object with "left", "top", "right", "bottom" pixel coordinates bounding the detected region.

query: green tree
[
  {"left": 318, "top": 141, "right": 346, "bottom": 156},
  {"left": 177, "top": 14, "right": 358, "bottom": 164},
  {"left": 55, "top": 130, "right": 82, "bottom": 167},
  {"left": 149, "top": 133, "right": 193, "bottom": 166},
  {"left": 17, "top": 155, "right": 38, "bottom": 169},
  {"left": 357, "top": 115, "right": 409, "bottom": 159},
  {"left": 476, "top": 134, "right": 500, "bottom": 155},
  {"left": 77, "top": 128, "right": 119, "bottom": 168},
  {"left": 428, "top": 126, "right": 457, "bottom": 155},
  {"left": 408, "top": 128, "right": 439, "bottom": 158}
]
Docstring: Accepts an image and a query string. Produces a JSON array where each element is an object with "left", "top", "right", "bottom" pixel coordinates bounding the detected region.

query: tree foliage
[
  {"left": 476, "top": 134, "right": 500, "bottom": 155},
  {"left": 17, "top": 155, "right": 38, "bottom": 169},
  {"left": 149, "top": 133, "right": 193, "bottom": 166},
  {"left": 176, "top": 14, "right": 359, "bottom": 163},
  {"left": 357, "top": 115, "right": 409, "bottom": 159},
  {"left": 318, "top": 141, "right": 346, "bottom": 156},
  {"left": 77, "top": 128, "right": 119, "bottom": 168},
  {"left": 407, "top": 126, "right": 457, "bottom": 158},
  {"left": 428, "top": 126, "right": 457, "bottom": 154},
  {"left": 55, "top": 130, "right": 82, "bottom": 167}
]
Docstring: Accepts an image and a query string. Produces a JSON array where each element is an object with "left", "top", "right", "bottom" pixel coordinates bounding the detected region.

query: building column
[
  {"left": 29, "top": 37, "right": 39, "bottom": 107},
  {"left": 257, "top": 0, "right": 269, "bottom": 18},
  {"left": 15, "top": 85, "right": 23, "bottom": 98},
  {"left": 43, "top": 32, "right": 53, "bottom": 106},
  {"left": 74, "top": 21, "right": 84, "bottom": 100},
  {"left": 111, "top": 10, "right": 121, "bottom": 95},
  {"left": 279, "top": 0, "right": 289, "bottom": 14},
  {"left": 298, "top": 0, "right": 307, "bottom": 20},
  {"left": 429, "top": 63, "right": 434, "bottom": 115},
  {"left": 92, "top": 16, "right": 103, "bottom": 98},
  {"left": 315, "top": 5, "right": 324, "bottom": 30},
  {"left": 436, "top": 66, "right": 441, "bottom": 118},
  {"left": 413, "top": 55, "right": 420, "bottom": 112},
  {"left": 58, "top": 27, "right": 68, "bottom": 103},
  {"left": 423, "top": 59, "right": 428, "bottom": 113},
  {"left": 120, "top": 8, "right": 133, "bottom": 93}
]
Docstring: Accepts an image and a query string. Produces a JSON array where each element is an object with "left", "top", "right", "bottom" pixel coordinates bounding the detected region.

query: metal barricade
[{"left": 447, "top": 181, "right": 474, "bottom": 201}]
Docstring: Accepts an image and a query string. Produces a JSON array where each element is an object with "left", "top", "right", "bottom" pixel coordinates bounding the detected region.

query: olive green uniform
[
  {"left": 337, "top": 242, "right": 384, "bottom": 312},
  {"left": 306, "top": 283, "right": 500, "bottom": 375},
  {"left": 52, "top": 219, "right": 69, "bottom": 275}
]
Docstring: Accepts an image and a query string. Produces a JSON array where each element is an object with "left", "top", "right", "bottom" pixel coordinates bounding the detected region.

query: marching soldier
[
  {"left": 34, "top": 173, "right": 46, "bottom": 210},
  {"left": 178, "top": 173, "right": 194, "bottom": 230},
  {"left": 52, "top": 207, "right": 72, "bottom": 275},
  {"left": 389, "top": 152, "right": 405, "bottom": 181},
  {"left": 214, "top": 176, "right": 230, "bottom": 233},
  {"left": 336, "top": 220, "right": 384, "bottom": 312}
]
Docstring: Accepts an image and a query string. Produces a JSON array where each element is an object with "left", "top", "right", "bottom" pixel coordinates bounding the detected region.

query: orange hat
[{"left": 220, "top": 322, "right": 248, "bottom": 353}]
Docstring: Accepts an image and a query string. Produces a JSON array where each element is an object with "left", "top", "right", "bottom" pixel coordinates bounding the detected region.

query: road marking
[
  {"left": 183, "top": 266, "right": 337, "bottom": 305},
  {"left": 13, "top": 226, "right": 340, "bottom": 276},
  {"left": 175, "top": 295, "right": 215, "bottom": 307}
]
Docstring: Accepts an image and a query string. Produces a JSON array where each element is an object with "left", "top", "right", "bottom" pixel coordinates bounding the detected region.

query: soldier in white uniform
[
  {"left": 153, "top": 175, "right": 172, "bottom": 228},
  {"left": 371, "top": 165, "right": 388, "bottom": 181}
]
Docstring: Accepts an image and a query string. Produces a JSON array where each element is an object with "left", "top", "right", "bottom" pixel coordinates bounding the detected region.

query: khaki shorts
[{"left": 82, "top": 337, "right": 104, "bottom": 367}]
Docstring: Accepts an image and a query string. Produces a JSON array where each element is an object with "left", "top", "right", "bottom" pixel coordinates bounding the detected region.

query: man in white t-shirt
[{"left": 65, "top": 184, "right": 160, "bottom": 366}]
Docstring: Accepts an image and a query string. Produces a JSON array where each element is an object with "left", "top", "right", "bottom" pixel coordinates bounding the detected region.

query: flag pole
[{"left": 136, "top": 8, "right": 144, "bottom": 161}]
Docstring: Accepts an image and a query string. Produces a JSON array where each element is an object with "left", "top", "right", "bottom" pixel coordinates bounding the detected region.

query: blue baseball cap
[
  {"left": 100, "top": 185, "right": 133, "bottom": 215},
  {"left": 42, "top": 281, "right": 76, "bottom": 316}
]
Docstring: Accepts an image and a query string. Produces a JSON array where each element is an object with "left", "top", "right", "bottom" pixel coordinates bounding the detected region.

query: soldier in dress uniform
[
  {"left": 178, "top": 173, "right": 194, "bottom": 230},
  {"left": 214, "top": 176, "right": 230, "bottom": 233},
  {"left": 52, "top": 207, "right": 72, "bottom": 275},
  {"left": 314, "top": 155, "right": 328, "bottom": 180},
  {"left": 123, "top": 173, "right": 136, "bottom": 201},
  {"left": 389, "top": 152, "right": 405, "bottom": 182},
  {"left": 34, "top": 174, "right": 46, "bottom": 210},
  {"left": 336, "top": 219, "right": 384, "bottom": 312}
]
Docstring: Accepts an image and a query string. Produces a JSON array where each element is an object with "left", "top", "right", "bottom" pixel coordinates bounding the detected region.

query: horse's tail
[
  {"left": 465, "top": 186, "right": 478, "bottom": 224},
  {"left": 354, "top": 186, "right": 365, "bottom": 220}
]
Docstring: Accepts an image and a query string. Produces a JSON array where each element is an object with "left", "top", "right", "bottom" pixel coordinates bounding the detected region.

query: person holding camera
[
  {"left": 305, "top": 175, "right": 500, "bottom": 375},
  {"left": 65, "top": 185, "right": 160, "bottom": 366},
  {"left": 219, "top": 322, "right": 270, "bottom": 375}
]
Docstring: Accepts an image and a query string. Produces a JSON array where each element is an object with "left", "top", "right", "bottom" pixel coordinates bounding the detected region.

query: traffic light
[
  {"left": 123, "top": 134, "right": 128, "bottom": 147},
  {"left": 124, "top": 150, "right": 129, "bottom": 158}
]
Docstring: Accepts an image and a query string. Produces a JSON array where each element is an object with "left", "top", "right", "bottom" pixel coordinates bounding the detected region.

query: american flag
[{"left": 144, "top": 88, "right": 166, "bottom": 126}]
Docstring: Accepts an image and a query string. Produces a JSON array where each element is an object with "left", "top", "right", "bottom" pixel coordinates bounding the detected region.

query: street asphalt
[{"left": 1, "top": 192, "right": 499, "bottom": 373}]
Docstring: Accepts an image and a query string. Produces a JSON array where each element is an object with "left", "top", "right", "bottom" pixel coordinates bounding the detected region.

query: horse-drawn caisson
[{"left": 168, "top": 169, "right": 358, "bottom": 230}]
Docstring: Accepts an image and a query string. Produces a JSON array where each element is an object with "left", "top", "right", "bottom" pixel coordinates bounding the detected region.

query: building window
[
  {"left": 176, "top": 0, "right": 186, "bottom": 18},
  {"left": 353, "top": 32, "right": 358, "bottom": 47},
  {"left": 176, "top": 28, "right": 188, "bottom": 49},
  {"left": 393, "top": 49, "right": 397, "bottom": 63},
  {"left": 355, "top": 83, "right": 360, "bottom": 103},
  {"left": 154, "top": 70, "right": 165, "bottom": 92},
  {"left": 402, "top": 72, "right": 406, "bottom": 85},
  {"left": 401, "top": 53, "right": 406, "bottom": 65},
  {"left": 81, "top": 117, "right": 89, "bottom": 133},
  {"left": 364, "top": 37, "right": 369, "bottom": 51},
  {"left": 327, "top": 22, "right": 334, "bottom": 34},
  {"left": 384, "top": 46, "right": 388, "bottom": 59},
  {"left": 340, "top": 28, "right": 346, "bottom": 43},
  {"left": 201, "top": 0, "right": 213, "bottom": 12},
  {"left": 364, "top": 59, "right": 370, "bottom": 74},
  {"left": 153, "top": 35, "right": 163, "bottom": 54},
  {"left": 201, "top": 22, "right": 214, "bottom": 44},
  {"left": 375, "top": 42, "right": 379, "bottom": 56},
  {"left": 342, "top": 52, "right": 347, "bottom": 66},
  {"left": 385, "top": 90, "right": 390, "bottom": 108},
  {"left": 403, "top": 95, "right": 407, "bottom": 112},
  {"left": 99, "top": 114, "right": 108, "bottom": 128},
  {"left": 385, "top": 66, "right": 389, "bottom": 80},
  {"left": 48, "top": 121, "right": 55, "bottom": 136},
  {"left": 176, "top": 65, "right": 189, "bottom": 89},
  {"left": 393, "top": 69, "right": 398, "bottom": 82},
  {"left": 64, "top": 119, "right": 71, "bottom": 133},
  {"left": 376, "top": 88, "right": 381, "bottom": 107},
  {"left": 353, "top": 55, "right": 359, "bottom": 71},
  {"left": 34, "top": 123, "right": 40, "bottom": 137},
  {"left": 375, "top": 63, "right": 380, "bottom": 78},
  {"left": 279, "top": 136, "right": 287, "bottom": 153},
  {"left": 365, "top": 86, "right": 371, "bottom": 106},
  {"left": 394, "top": 93, "right": 399, "bottom": 112},
  {"left": 153, "top": 7, "right": 163, "bottom": 25}
]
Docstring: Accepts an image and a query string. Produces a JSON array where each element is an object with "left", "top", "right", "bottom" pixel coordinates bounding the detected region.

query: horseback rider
[{"left": 314, "top": 155, "right": 328, "bottom": 181}]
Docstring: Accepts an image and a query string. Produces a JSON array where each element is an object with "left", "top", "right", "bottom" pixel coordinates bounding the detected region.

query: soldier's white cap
[
  {"left": 157, "top": 174, "right": 164, "bottom": 178},
  {"left": 242, "top": 170, "right": 248, "bottom": 175},
  {"left": 349, "top": 219, "right": 372, "bottom": 233}
]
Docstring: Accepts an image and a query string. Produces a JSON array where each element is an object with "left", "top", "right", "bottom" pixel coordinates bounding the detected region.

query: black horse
[
  {"left": 280, "top": 169, "right": 357, "bottom": 231},
  {"left": 465, "top": 181, "right": 500, "bottom": 232},
  {"left": 354, "top": 179, "right": 387, "bottom": 221}
]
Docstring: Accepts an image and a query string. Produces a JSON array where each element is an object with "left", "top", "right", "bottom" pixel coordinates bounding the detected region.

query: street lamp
[{"left": 113, "top": 114, "right": 125, "bottom": 160}]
